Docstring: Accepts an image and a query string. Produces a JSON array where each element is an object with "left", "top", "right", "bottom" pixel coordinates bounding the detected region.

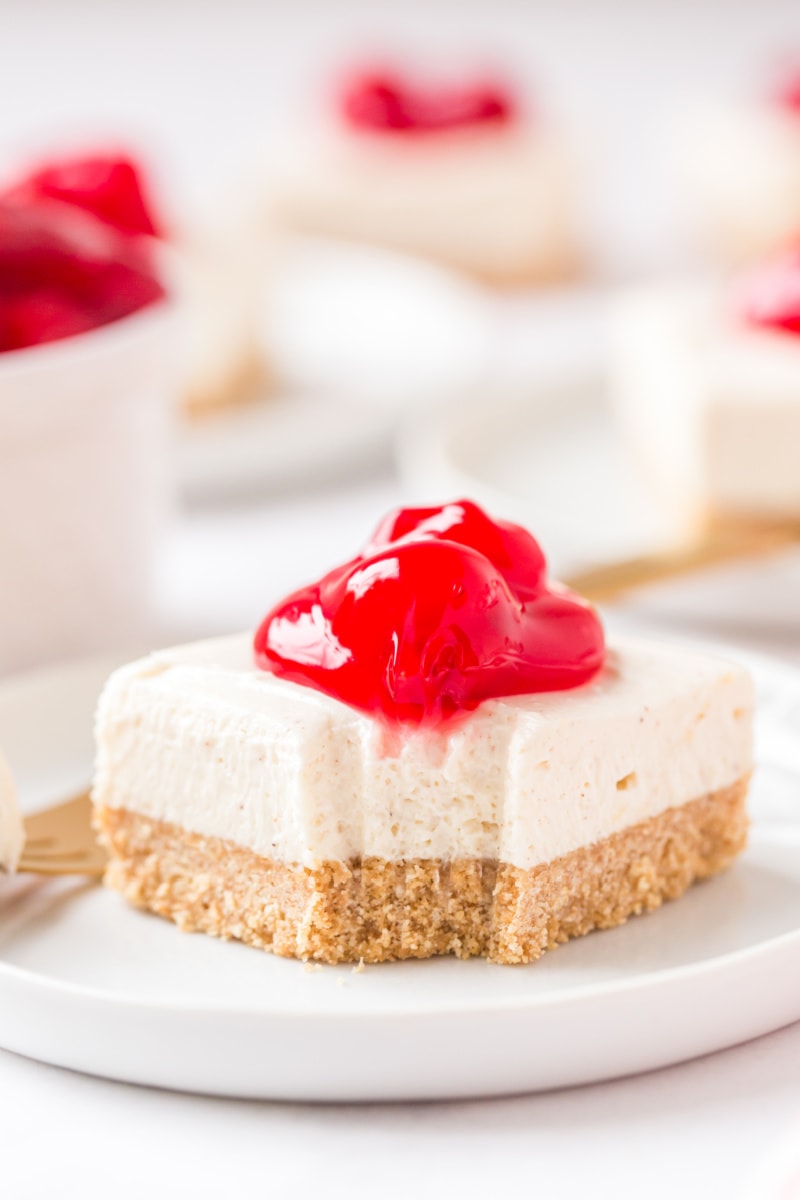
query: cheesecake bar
[
  {"left": 93, "top": 633, "right": 752, "bottom": 964},
  {"left": 265, "top": 70, "right": 579, "bottom": 287},
  {"left": 612, "top": 266, "right": 800, "bottom": 532}
]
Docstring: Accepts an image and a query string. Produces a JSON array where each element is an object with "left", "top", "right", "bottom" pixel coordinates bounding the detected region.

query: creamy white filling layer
[
  {"left": 676, "top": 101, "right": 800, "bottom": 260},
  {"left": 267, "top": 124, "right": 577, "bottom": 279},
  {"left": 92, "top": 634, "right": 753, "bottom": 870},
  {"left": 0, "top": 749, "right": 24, "bottom": 873}
]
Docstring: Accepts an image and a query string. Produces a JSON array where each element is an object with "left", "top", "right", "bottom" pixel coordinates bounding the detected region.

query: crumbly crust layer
[{"left": 94, "top": 777, "right": 748, "bottom": 965}]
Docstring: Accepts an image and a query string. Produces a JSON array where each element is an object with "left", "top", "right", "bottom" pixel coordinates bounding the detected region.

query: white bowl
[{"left": 0, "top": 298, "right": 178, "bottom": 675}]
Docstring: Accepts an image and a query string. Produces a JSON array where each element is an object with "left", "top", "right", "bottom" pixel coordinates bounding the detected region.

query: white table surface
[
  {"left": 2, "top": 475, "right": 800, "bottom": 1200},
  {"left": 2, "top": 1020, "right": 799, "bottom": 1200}
]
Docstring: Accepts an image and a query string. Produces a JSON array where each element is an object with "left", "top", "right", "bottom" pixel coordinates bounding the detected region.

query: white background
[{"left": 0, "top": 0, "right": 799, "bottom": 272}]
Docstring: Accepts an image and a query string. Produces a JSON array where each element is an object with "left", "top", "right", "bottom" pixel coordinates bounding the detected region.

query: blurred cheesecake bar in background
[
  {"left": 0, "top": 749, "right": 24, "bottom": 873},
  {"left": 264, "top": 66, "right": 581, "bottom": 286},
  {"left": 612, "top": 248, "right": 800, "bottom": 533},
  {"left": 676, "top": 70, "right": 800, "bottom": 264},
  {"left": 180, "top": 215, "right": 267, "bottom": 417}
]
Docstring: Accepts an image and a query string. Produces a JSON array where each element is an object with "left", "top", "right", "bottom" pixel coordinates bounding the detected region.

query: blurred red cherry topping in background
[
  {"left": 773, "top": 67, "right": 800, "bottom": 114},
  {"left": 5, "top": 155, "right": 162, "bottom": 238},
  {"left": 0, "top": 153, "right": 164, "bottom": 353},
  {"left": 341, "top": 71, "right": 515, "bottom": 134},
  {"left": 740, "top": 247, "right": 800, "bottom": 336}
]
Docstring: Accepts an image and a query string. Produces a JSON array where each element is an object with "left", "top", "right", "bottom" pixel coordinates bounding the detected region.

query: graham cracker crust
[{"left": 94, "top": 777, "right": 748, "bottom": 965}]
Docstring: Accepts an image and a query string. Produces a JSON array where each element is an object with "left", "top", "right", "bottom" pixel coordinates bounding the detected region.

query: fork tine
[
  {"left": 19, "top": 790, "right": 107, "bottom": 877},
  {"left": 19, "top": 856, "right": 106, "bottom": 877}
]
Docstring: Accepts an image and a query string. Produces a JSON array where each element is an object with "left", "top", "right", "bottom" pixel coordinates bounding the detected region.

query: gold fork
[
  {"left": 11, "top": 518, "right": 800, "bottom": 878},
  {"left": 563, "top": 516, "right": 800, "bottom": 604},
  {"left": 18, "top": 790, "right": 106, "bottom": 877}
]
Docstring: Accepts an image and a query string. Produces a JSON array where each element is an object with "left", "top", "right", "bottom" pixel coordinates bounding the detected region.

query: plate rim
[{"left": 0, "top": 890, "right": 799, "bottom": 1021}]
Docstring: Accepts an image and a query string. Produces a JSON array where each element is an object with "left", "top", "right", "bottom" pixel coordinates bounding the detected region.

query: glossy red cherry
[
  {"left": 0, "top": 198, "right": 165, "bottom": 352},
  {"left": 740, "top": 248, "right": 800, "bottom": 336},
  {"left": 5, "top": 154, "right": 162, "bottom": 238},
  {"left": 364, "top": 500, "right": 547, "bottom": 600},
  {"left": 341, "top": 71, "right": 514, "bottom": 134},
  {"left": 255, "top": 500, "right": 604, "bottom": 726}
]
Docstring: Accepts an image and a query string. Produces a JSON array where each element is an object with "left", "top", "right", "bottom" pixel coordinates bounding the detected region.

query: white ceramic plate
[
  {"left": 177, "top": 388, "right": 396, "bottom": 503},
  {"left": 178, "top": 240, "right": 491, "bottom": 503},
  {"left": 1, "top": 648, "right": 799, "bottom": 1101},
  {"left": 179, "top": 238, "right": 608, "bottom": 503},
  {"left": 396, "top": 377, "right": 800, "bottom": 637},
  {"left": 396, "top": 374, "right": 677, "bottom": 580}
]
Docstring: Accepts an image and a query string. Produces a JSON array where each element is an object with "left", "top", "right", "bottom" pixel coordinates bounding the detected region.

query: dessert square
[
  {"left": 266, "top": 70, "right": 579, "bottom": 286},
  {"left": 93, "top": 633, "right": 752, "bottom": 964},
  {"left": 612, "top": 252, "right": 800, "bottom": 531}
]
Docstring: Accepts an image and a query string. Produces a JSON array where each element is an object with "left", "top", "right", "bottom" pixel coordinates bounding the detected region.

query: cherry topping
[
  {"left": 341, "top": 71, "right": 514, "bottom": 134},
  {"left": 255, "top": 500, "right": 605, "bottom": 726},
  {"left": 740, "top": 247, "right": 800, "bottom": 336},
  {"left": 0, "top": 198, "right": 165, "bottom": 352},
  {"left": 5, "top": 154, "right": 162, "bottom": 238},
  {"left": 773, "top": 69, "right": 800, "bottom": 114}
]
